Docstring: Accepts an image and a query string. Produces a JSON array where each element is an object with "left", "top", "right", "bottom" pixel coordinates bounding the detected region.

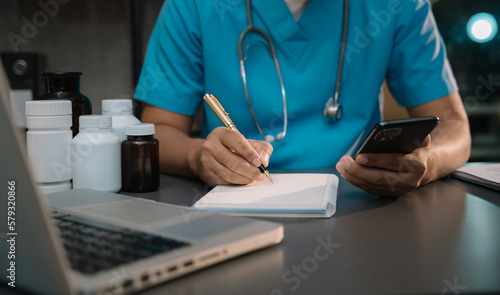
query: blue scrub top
[{"left": 135, "top": 0, "right": 457, "bottom": 170}]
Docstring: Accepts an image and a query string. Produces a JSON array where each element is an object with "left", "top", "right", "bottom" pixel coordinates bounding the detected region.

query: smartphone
[{"left": 354, "top": 116, "right": 439, "bottom": 158}]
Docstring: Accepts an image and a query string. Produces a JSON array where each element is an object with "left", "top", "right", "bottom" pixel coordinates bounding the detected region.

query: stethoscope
[{"left": 238, "top": 0, "right": 349, "bottom": 142}]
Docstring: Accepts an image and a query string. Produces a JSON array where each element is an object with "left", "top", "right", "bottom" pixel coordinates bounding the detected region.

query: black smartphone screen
[{"left": 354, "top": 116, "right": 439, "bottom": 157}]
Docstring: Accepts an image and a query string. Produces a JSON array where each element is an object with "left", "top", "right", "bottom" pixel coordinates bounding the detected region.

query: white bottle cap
[
  {"left": 79, "top": 115, "right": 112, "bottom": 129},
  {"left": 37, "top": 181, "right": 72, "bottom": 194},
  {"left": 125, "top": 123, "right": 155, "bottom": 136},
  {"left": 26, "top": 100, "right": 72, "bottom": 116},
  {"left": 102, "top": 99, "right": 133, "bottom": 115}
]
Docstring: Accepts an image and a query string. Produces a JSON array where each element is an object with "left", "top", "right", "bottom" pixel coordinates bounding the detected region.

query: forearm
[
  {"left": 140, "top": 104, "right": 203, "bottom": 178},
  {"left": 153, "top": 124, "right": 203, "bottom": 177},
  {"left": 423, "top": 116, "right": 471, "bottom": 184},
  {"left": 408, "top": 92, "right": 471, "bottom": 184}
]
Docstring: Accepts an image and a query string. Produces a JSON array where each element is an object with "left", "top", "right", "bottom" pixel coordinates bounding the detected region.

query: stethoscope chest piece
[{"left": 324, "top": 97, "right": 343, "bottom": 124}]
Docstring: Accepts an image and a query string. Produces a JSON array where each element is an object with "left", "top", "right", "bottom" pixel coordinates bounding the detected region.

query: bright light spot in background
[
  {"left": 472, "top": 20, "right": 493, "bottom": 39},
  {"left": 467, "top": 13, "right": 498, "bottom": 43}
]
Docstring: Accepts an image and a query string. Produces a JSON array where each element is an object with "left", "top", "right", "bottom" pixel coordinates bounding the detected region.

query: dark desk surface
[
  {"left": 3, "top": 170, "right": 498, "bottom": 295},
  {"left": 124, "top": 169, "right": 500, "bottom": 295}
]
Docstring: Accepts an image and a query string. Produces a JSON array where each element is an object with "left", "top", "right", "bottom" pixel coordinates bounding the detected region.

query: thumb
[{"left": 420, "top": 134, "right": 431, "bottom": 148}]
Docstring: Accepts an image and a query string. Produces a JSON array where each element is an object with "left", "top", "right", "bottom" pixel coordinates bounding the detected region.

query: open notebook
[
  {"left": 452, "top": 163, "right": 500, "bottom": 191},
  {"left": 193, "top": 173, "right": 339, "bottom": 218}
]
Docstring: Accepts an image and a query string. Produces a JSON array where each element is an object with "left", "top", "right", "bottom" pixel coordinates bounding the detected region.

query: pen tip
[{"left": 264, "top": 171, "right": 273, "bottom": 183}]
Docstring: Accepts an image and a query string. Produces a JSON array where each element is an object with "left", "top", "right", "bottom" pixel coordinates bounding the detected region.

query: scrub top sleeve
[
  {"left": 134, "top": 0, "right": 204, "bottom": 116},
  {"left": 386, "top": 0, "right": 458, "bottom": 108}
]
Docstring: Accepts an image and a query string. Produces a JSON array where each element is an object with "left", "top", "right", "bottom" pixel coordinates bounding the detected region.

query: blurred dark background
[
  {"left": 1, "top": 0, "right": 499, "bottom": 161},
  {"left": 0, "top": 0, "right": 163, "bottom": 116},
  {"left": 432, "top": 0, "right": 500, "bottom": 161}
]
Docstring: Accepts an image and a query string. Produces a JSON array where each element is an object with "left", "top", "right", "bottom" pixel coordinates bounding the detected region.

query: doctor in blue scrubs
[{"left": 135, "top": 0, "right": 471, "bottom": 197}]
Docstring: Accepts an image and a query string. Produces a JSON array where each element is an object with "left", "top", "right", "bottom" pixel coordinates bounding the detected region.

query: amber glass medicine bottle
[
  {"left": 121, "top": 123, "right": 159, "bottom": 193},
  {"left": 37, "top": 72, "right": 92, "bottom": 137}
]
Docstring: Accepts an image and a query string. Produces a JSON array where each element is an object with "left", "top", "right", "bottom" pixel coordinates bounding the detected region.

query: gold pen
[{"left": 203, "top": 93, "right": 273, "bottom": 183}]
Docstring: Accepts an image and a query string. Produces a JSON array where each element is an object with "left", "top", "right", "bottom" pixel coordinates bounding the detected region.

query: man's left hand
[{"left": 335, "top": 135, "right": 432, "bottom": 197}]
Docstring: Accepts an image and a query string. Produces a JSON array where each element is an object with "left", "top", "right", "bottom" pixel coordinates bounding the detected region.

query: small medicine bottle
[
  {"left": 72, "top": 115, "right": 121, "bottom": 193},
  {"left": 26, "top": 100, "right": 73, "bottom": 194},
  {"left": 102, "top": 99, "right": 141, "bottom": 142},
  {"left": 121, "top": 123, "right": 159, "bottom": 193}
]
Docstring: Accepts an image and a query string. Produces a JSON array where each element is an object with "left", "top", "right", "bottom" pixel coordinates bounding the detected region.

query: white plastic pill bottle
[
  {"left": 101, "top": 99, "right": 141, "bottom": 142},
  {"left": 72, "top": 115, "right": 121, "bottom": 192},
  {"left": 26, "top": 100, "right": 73, "bottom": 194}
]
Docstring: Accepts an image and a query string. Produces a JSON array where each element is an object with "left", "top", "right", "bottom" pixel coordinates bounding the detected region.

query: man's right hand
[
  {"left": 194, "top": 127, "right": 273, "bottom": 186},
  {"left": 141, "top": 104, "right": 273, "bottom": 186}
]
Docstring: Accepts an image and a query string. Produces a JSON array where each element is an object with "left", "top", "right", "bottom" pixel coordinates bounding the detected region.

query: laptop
[{"left": 0, "top": 60, "right": 284, "bottom": 295}]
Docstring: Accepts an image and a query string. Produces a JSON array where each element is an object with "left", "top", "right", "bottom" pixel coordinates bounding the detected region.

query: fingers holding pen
[
  {"left": 196, "top": 127, "right": 269, "bottom": 185},
  {"left": 201, "top": 94, "right": 274, "bottom": 185},
  {"left": 249, "top": 139, "right": 273, "bottom": 167}
]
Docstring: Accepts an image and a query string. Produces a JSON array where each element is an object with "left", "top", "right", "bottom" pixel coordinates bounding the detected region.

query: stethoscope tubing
[
  {"left": 237, "top": 0, "right": 348, "bottom": 142},
  {"left": 334, "top": 0, "right": 349, "bottom": 106}
]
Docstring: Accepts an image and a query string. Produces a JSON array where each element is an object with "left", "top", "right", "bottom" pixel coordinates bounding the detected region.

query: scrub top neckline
[
  {"left": 258, "top": 0, "right": 337, "bottom": 42},
  {"left": 257, "top": 0, "right": 339, "bottom": 57}
]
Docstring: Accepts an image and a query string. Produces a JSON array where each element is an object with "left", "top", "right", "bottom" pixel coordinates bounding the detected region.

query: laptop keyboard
[{"left": 52, "top": 211, "right": 190, "bottom": 274}]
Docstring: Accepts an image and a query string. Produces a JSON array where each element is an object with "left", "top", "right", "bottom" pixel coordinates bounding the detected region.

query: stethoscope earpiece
[
  {"left": 275, "top": 132, "right": 285, "bottom": 141},
  {"left": 265, "top": 132, "right": 285, "bottom": 143},
  {"left": 265, "top": 134, "right": 276, "bottom": 143}
]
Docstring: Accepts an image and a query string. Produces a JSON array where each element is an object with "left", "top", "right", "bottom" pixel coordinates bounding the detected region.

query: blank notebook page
[{"left": 193, "top": 173, "right": 338, "bottom": 218}]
